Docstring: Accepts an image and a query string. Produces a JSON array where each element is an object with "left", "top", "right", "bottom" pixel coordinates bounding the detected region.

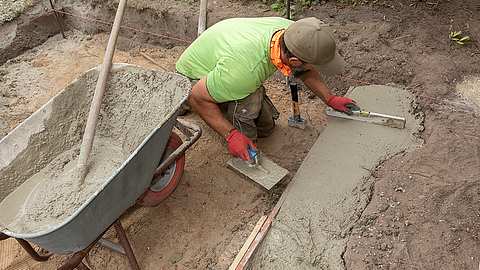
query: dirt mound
[
  {"left": 0, "top": 0, "right": 33, "bottom": 23},
  {"left": 314, "top": 1, "right": 480, "bottom": 269}
]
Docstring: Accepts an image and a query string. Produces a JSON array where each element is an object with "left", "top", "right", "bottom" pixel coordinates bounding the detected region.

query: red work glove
[
  {"left": 327, "top": 95, "right": 360, "bottom": 115},
  {"left": 226, "top": 129, "right": 256, "bottom": 161}
]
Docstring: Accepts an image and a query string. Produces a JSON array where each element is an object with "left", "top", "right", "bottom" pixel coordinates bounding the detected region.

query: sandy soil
[
  {"left": 0, "top": 0, "right": 479, "bottom": 269},
  {"left": 307, "top": 1, "right": 480, "bottom": 269},
  {"left": 0, "top": 31, "right": 323, "bottom": 269}
]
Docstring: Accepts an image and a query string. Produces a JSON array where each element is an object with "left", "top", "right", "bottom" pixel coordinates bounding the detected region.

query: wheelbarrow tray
[{"left": 0, "top": 64, "right": 190, "bottom": 253}]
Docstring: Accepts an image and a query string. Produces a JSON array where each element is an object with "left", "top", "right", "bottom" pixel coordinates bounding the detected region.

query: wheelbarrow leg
[
  {"left": 16, "top": 238, "right": 52, "bottom": 261},
  {"left": 58, "top": 242, "right": 96, "bottom": 270},
  {"left": 1, "top": 232, "right": 51, "bottom": 262},
  {"left": 77, "top": 262, "right": 91, "bottom": 270},
  {"left": 114, "top": 220, "right": 140, "bottom": 270}
]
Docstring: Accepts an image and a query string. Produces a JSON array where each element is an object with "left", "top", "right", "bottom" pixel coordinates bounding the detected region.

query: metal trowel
[{"left": 227, "top": 146, "right": 288, "bottom": 190}]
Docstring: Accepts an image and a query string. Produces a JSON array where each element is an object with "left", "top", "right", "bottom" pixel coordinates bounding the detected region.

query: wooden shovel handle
[{"left": 76, "top": 0, "right": 128, "bottom": 184}]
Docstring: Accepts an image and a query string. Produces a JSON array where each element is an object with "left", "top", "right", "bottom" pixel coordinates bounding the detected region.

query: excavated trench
[{"left": 0, "top": 0, "right": 200, "bottom": 65}]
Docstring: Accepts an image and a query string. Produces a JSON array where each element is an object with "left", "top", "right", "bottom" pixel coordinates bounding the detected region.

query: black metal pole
[
  {"left": 49, "top": 0, "right": 66, "bottom": 38},
  {"left": 285, "top": 0, "right": 291, "bottom": 19}
]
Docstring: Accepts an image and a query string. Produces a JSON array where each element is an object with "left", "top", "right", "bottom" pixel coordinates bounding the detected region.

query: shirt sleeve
[{"left": 206, "top": 56, "right": 261, "bottom": 103}]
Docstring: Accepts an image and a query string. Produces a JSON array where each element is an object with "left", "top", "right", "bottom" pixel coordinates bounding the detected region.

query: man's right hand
[
  {"left": 226, "top": 129, "right": 256, "bottom": 161},
  {"left": 327, "top": 96, "right": 360, "bottom": 115},
  {"left": 188, "top": 79, "right": 256, "bottom": 161}
]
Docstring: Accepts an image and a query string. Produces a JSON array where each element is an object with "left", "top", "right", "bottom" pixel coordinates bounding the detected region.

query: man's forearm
[
  {"left": 300, "top": 69, "right": 333, "bottom": 103},
  {"left": 191, "top": 98, "right": 234, "bottom": 138},
  {"left": 188, "top": 78, "right": 234, "bottom": 139},
  {"left": 188, "top": 78, "right": 254, "bottom": 161},
  {"left": 300, "top": 69, "right": 359, "bottom": 114}
]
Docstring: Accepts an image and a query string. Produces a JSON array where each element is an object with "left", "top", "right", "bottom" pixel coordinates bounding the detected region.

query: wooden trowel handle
[{"left": 76, "top": 0, "right": 128, "bottom": 184}]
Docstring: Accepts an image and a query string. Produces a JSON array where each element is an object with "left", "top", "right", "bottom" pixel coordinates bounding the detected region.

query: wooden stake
[
  {"left": 197, "top": 0, "right": 208, "bottom": 36},
  {"left": 139, "top": 52, "right": 168, "bottom": 71}
]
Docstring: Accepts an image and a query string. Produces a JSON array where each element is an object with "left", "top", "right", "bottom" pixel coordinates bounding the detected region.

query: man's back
[{"left": 176, "top": 17, "right": 292, "bottom": 102}]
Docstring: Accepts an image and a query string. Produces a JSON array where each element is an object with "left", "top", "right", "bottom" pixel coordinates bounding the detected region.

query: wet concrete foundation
[{"left": 250, "top": 85, "right": 422, "bottom": 269}]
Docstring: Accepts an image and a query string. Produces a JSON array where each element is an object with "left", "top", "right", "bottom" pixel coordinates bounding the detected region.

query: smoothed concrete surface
[{"left": 250, "top": 85, "right": 422, "bottom": 269}]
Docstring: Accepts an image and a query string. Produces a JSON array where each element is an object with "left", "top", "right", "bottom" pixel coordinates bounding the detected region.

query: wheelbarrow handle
[{"left": 153, "top": 119, "right": 202, "bottom": 176}]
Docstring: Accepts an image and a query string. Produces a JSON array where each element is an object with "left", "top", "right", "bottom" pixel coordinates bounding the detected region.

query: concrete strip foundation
[{"left": 250, "top": 85, "right": 422, "bottom": 269}]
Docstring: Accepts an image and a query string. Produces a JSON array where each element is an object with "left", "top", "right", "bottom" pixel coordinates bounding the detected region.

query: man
[{"left": 176, "top": 17, "right": 358, "bottom": 161}]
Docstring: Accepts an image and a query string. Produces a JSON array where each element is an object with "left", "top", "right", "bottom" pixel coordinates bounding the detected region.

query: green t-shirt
[{"left": 176, "top": 17, "right": 293, "bottom": 103}]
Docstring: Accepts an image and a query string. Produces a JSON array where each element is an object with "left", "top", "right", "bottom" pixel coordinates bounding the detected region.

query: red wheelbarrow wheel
[{"left": 137, "top": 132, "right": 185, "bottom": 207}]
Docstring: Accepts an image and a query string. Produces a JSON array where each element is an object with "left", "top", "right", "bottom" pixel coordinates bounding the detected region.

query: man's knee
[
  {"left": 221, "top": 86, "right": 279, "bottom": 139},
  {"left": 238, "top": 122, "right": 258, "bottom": 140},
  {"left": 255, "top": 93, "right": 278, "bottom": 138},
  {"left": 221, "top": 89, "right": 263, "bottom": 138},
  {"left": 256, "top": 119, "right": 275, "bottom": 138}
]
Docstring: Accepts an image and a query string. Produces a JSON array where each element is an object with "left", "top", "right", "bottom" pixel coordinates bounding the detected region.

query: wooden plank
[
  {"left": 233, "top": 162, "right": 296, "bottom": 269},
  {"left": 236, "top": 215, "right": 273, "bottom": 270},
  {"left": 228, "top": 215, "right": 267, "bottom": 270},
  {"left": 139, "top": 52, "right": 168, "bottom": 71}
]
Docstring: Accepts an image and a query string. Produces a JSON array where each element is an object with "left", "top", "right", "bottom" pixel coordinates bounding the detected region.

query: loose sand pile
[{"left": 0, "top": 0, "right": 32, "bottom": 23}]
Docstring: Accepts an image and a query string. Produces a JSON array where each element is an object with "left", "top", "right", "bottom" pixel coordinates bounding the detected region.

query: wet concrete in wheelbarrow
[
  {"left": 0, "top": 66, "right": 189, "bottom": 234},
  {"left": 250, "top": 85, "right": 423, "bottom": 269}
]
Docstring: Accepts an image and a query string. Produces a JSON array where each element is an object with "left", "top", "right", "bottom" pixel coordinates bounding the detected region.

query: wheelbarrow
[{"left": 0, "top": 64, "right": 201, "bottom": 269}]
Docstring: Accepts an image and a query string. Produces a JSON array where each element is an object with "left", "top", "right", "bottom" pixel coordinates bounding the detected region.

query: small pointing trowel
[
  {"left": 325, "top": 107, "right": 406, "bottom": 129},
  {"left": 227, "top": 146, "right": 288, "bottom": 190}
]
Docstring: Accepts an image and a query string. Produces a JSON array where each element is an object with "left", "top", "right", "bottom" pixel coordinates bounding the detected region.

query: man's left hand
[{"left": 327, "top": 96, "right": 360, "bottom": 115}]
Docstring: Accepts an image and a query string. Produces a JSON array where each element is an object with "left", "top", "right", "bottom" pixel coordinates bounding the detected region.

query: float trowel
[{"left": 227, "top": 146, "right": 288, "bottom": 190}]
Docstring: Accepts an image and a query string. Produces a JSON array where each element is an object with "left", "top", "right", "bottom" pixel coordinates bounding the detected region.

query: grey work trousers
[
  {"left": 219, "top": 86, "right": 279, "bottom": 140},
  {"left": 184, "top": 77, "right": 279, "bottom": 140}
]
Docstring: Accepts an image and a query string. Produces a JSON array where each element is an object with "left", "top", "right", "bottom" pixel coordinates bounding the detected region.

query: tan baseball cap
[{"left": 284, "top": 17, "right": 345, "bottom": 76}]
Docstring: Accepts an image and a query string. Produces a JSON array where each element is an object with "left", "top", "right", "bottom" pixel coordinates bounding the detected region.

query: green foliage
[
  {"left": 449, "top": 31, "right": 472, "bottom": 46},
  {"left": 270, "top": 1, "right": 285, "bottom": 12},
  {"left": 269, "top": 0, "right": 320, "bottom": 17},
  {"left": 268, "top": 0, "right": 369, "bottom": 16}
]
